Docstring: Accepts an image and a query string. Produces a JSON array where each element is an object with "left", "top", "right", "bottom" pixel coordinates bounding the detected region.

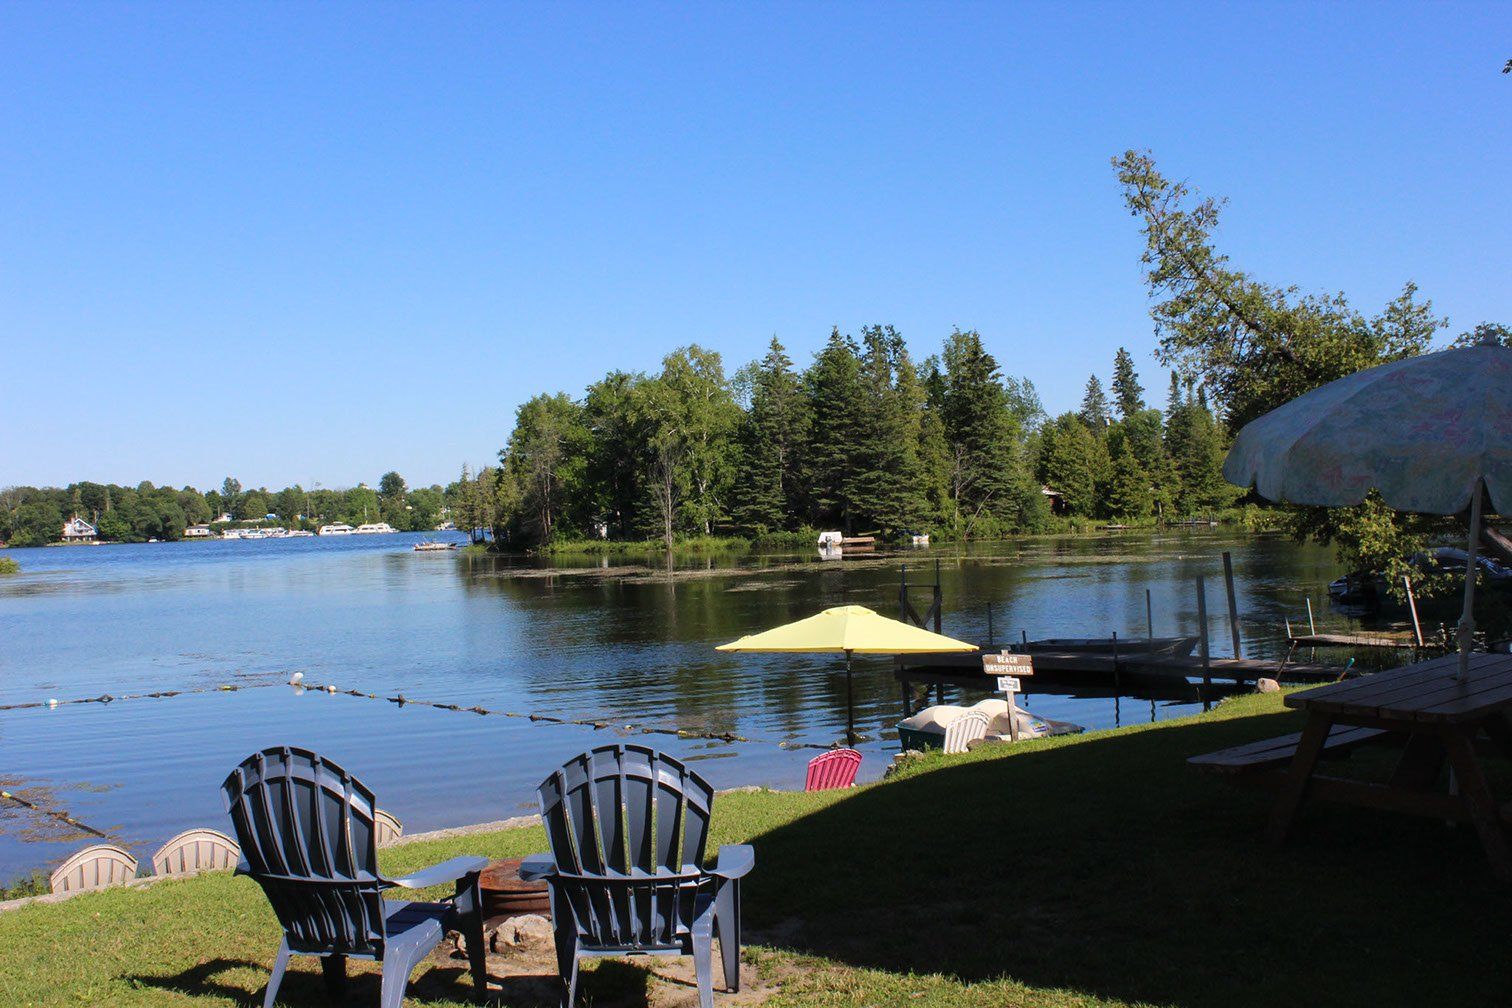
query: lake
[{"left": 0, "top": 529, "right": 1362, "bottom": 882}]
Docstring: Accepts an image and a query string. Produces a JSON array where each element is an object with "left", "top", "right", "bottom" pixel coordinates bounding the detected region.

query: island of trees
[{"left": 452, "top": 330, "right": 1236, "bottom": 551}]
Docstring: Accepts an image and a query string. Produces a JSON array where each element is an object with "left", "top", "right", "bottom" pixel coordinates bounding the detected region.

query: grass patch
[{"left": 2, "top": 694, "right": 1509, "bottom": 1006}]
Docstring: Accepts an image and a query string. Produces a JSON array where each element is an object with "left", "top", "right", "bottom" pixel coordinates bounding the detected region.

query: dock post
[
  {"left": 1196, "top": 576, "right": 1211, "bottom": 707},
  {"left": 1305, "top": 597, "right": 1316, "bottom": 636},
  {"left": 1112, "top": 630, "right": 1122, "bottom": 698},
  {"left": 1405, "top": 577, "right": 1424, "bottom": 650},
  {"left": 1145, "top": 588, "right": 1154, "bottom": 652},
  {"left": 932, "top": 558, "right": 942, "bottom": 634},
  {"left": 1222, "top": 551, "right": 1242, "bottom": 659}
]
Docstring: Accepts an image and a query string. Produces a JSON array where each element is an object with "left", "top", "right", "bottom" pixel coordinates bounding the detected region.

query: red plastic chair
[{"left": 805, "top": 748, "right": 863, "bottom": 791}]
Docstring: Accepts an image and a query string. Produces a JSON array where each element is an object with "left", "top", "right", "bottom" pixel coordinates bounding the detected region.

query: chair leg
[
  {"left": 691, "top": 907, "right": 715, "bottom": 1008},
  {"left": 321, "top": 953, "right": 347, "bottom": 1003},
  {"left": 264, "top": 939, "right": 291, "bottom": 1008},
  {"left": 380, "top": 954, "right": 417, "bottom": 1008},
  {"left": 455, "top": 874, "right": 489, "bottom": 1000},
  {"left": 715, "top": 880, "right": 741, "bottom": 992},
  {"left": 551, "top": 920, "right": 580, "bottom": 1008}
]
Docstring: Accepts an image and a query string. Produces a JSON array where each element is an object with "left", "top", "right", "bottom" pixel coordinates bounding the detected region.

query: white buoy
[
  {"left": 289, "top": 672, "right": 304, "bottom": 686},
  {"left": 47, "top": 698, "right": 58, "bottom": 708}
]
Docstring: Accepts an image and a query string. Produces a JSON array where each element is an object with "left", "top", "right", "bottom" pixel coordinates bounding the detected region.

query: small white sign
[{"left": 996, "top": 676, "right": 1021, "bottom": 693}]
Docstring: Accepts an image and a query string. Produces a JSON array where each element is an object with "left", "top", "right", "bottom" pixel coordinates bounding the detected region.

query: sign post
[{"left": 982, "top": 652, "right": 1034, "bottom": 742}]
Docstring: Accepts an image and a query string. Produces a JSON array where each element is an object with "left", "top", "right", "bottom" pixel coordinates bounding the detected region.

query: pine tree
[
  {"left": 1104, "top": 439, "right": 1153, "bottom": 519},
  {"left": 803, "top": 328, "right": 865, "bottom": 530},
  {"left": 730, "top": 338, "right": 808, "bottom": 534},
  {"left": 938, "top": 330, "right": 1029, "bottom": 537},
  {"left": 1079, "top": 375, "right": 1111, "bottom": 428},
  {"left": 1036, "top": 413, "right": 1098, "bottom": 517},
  {"left": 1111, "top": 347, "right": 1145, "bottom": 419}
]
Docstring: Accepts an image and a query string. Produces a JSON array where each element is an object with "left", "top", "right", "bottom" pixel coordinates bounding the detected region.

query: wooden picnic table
[{"left": 1271, "top": 651, "right": 1512, "bottom": 880}]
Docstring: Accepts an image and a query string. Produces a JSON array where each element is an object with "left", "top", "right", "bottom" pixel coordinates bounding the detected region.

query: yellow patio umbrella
[{"left": 716, "top": 604, "right": 978, "bottom": 744}]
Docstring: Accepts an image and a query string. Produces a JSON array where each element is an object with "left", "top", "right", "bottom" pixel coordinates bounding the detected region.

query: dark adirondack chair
[
  {"left": 521, "top": 744, "right": 754, "bottom": 1008},
  {"left": 223, "top": 747, "right": 489, "bottom": 1008}
]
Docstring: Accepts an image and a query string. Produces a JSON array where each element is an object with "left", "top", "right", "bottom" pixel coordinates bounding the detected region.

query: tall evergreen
[
  {"left": 803, "top": 328, "right": 865, "bottom": 530},
  {"left": 1036, "top": 413, "right": 1098, "bottom": 517},
  {"left": 730, "top": 338, "right": 808, "bottom": 534},
  {"left": 1079, "top": 375, "right": 1111, "bottom": 428},
  {"left": 1103, "top": 439, "right": 1153, "bottom": 519},
  {"left": 938, "top": 329, "right": 1034, "bottom": 535},
  {"left": 1111, "top": 347, "right": 1145, "bottom": 419}
]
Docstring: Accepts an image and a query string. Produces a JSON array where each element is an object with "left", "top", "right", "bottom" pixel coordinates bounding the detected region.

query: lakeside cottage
[{"left": 60, "top": 516, "right": 97, "bottom": 542}]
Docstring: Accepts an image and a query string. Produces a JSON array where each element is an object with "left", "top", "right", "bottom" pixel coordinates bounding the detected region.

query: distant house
[
  {"left": 183, "top": 525, "right": 213, "bottom": 538},
  {"left": 61, "top": 516, "right": 98, "bottom": 542},
  {"left": 1041, "top": 485, "right": 1068, "bottom": 515}
]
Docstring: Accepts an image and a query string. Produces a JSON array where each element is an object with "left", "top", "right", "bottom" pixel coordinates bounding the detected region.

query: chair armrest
[
  {"left": 709, "top": 844, "right": 754, "bottom": 881},
  {"left": 518, "top": 853, "right": 557, "bottom": 882},
  {"left": 386, "top": 855, "right": 491, "bottom": 890}
]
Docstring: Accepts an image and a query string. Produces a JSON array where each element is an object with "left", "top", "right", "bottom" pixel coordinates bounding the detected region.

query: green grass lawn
[{"left": 3, "top": 692, "right": 1510, "bottom": 1007}]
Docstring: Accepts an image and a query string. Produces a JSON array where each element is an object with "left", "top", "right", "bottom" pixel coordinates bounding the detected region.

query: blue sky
[{"left": 2, "top": 3, "right": 1507, "bottom": 490}]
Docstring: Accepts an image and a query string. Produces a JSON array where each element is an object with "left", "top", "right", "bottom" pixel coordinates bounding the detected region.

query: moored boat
[
  {"left": 1019, "top": 636, "right": 1199, "bottom": 657},
  {"left": 353, "top": 522, "right": 399, "bottom": 535},
  {"left": 318, "top": 524, "right": 355, "bottom": 536}
]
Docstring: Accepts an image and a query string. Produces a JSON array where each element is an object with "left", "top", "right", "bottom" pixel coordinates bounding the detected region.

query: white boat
[
  {"left": 352, "top": 523, "right": 399, "bottom": 535},
  {"left": 318, "top": 524, "right": 355, "bottom": 536},
  {"left": 285, "top": 529, "right": 315, "bottom": 538}
]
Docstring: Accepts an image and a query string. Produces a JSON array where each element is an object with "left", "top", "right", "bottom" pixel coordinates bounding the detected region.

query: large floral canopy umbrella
[{"left": 1223, "top": 336, "right": 1512, "bottom": 678}]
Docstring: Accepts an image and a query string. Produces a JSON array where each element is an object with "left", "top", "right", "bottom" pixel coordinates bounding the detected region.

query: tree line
[
  {"left": 0, "top": 471, "right": 470, "bottom": 547},
  {"left": 468, "top": 327, "right": 1232, "bottom": 550}
]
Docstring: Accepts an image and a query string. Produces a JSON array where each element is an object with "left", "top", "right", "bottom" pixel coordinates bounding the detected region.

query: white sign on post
[{"left": 982, "top": 651, "right": 1033, "bottom": 743}]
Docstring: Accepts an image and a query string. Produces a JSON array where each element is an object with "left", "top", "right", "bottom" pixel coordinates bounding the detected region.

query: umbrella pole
[
  {"left": 1458, "top": 480, "right": 1485, "bottom": 681},
  {"left": 845, "top": 650, "right": 855, "bottom": 746}
]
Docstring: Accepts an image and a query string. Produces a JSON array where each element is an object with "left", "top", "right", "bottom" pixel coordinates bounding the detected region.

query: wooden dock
[
  {"left": 895, "top": 649, "right": 1346, "bottom": 716},
  {"left": 1288, "top": 632, "right": 1424, "bottom": 651}
]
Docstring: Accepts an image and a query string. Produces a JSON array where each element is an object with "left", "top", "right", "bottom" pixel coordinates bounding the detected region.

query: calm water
[{"left": 0, "top": 530, "right": 1358, "bottom": 880}]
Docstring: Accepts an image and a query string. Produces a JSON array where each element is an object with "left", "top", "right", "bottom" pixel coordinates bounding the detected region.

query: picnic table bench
[
  {"left": 1189, "top": 725, "right": 1395, "bottom": 777},
  {"left": 1190, "top": 652, "right": 1512, "bottom": 880}
]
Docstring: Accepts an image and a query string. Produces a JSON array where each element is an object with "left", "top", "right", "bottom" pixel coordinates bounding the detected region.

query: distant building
[
  {"left": 214, "top": 513, "right": 233, "bottom": 524},
  {"left": 61, "top": 516, "right": 98, "bottom": 542},
  {"left": 183, "top": 525, "right": 213, "bottom": 538},
  {"left": 1041, "top": 485, "right": 1068, "bottom": 515}
]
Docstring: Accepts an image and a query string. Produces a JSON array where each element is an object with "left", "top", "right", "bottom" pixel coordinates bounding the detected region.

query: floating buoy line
[
  {"left": 0, "top": 789, "right": 112, "bottom": 840},
  {"left": 288, "top": 673, "right": 835, "bottom": 751},
  {"left": 0, "top": 683, "right": 267, "bottom": 712},
  {"left": 0, "top": 676, "right": 837, "bottom": 752}
]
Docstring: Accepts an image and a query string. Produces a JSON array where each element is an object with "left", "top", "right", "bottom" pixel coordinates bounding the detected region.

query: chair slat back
[
  {"left": 538, "top": 745, "right": 715, "bottom": 949},
  {"left": 805, "top": 748, "right": 862, "bottom": 791},
  {"left": 223, "top": 746, "right": 387, "bottom": 957},
  {"left": 151, "top": 828, "right": 240, "bottom": 876},
  {"left": 943, "top": 710, "right": 990, "bottom": 754},
  {"left": 49, "top": 843, "right": 138, "bottom": 894}
]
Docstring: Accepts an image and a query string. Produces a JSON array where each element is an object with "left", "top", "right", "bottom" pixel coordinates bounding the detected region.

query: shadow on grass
[
  {"left": 125, "top": 951, "right": 651, "bottom": 1007},
  {"left": 745, "top": 706, "right": 1512, "bottom": 1008}
]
